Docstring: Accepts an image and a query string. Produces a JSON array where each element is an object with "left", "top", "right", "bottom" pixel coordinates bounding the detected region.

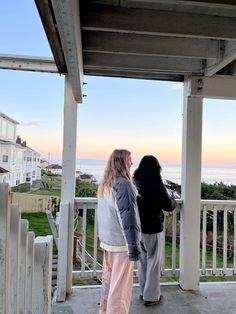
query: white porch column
[
  {"left": 180, "top": 78, "right": 203, "bottom": 290},
  {"left": 58, "top": 75, "right": 78, "bottom": 298}
]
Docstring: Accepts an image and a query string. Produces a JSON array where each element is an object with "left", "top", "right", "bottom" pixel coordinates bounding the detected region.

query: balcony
[
  {"left": 53, "top": 197, "right": 236, "bottom": 313},
  {"left": 2, "top": 184, "right": 236, "bottom": 313}
]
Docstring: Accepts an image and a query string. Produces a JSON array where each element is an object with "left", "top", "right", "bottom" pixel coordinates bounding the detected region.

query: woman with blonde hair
[{"left": 97, "top": 149, "right": 141, "bottom": 314}]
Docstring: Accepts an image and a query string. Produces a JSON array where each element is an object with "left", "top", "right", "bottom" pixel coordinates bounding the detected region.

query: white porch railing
[
  {"left": 72, "top": 198, "right": 182, "bottom": 280},
  {"left": 0, "top": 183, "right": 53, "bottom": 314},
  {"left": 201, "top": 200, "right": 236, "bottom": 276},
  {"left": 72, "top": 198, "right": 236, "bottom": 282}
]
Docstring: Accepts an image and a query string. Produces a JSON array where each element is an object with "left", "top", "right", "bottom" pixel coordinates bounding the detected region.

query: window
[
  {"left": 1, "top": 119, "right": 7, "bottom": 137},
  {"left": 11, "top": 147, "right": 15, "bottom": 162},
  {"left": 16, "top": 150, "right": 23, "bottom": 163},
  {"left": 7, "top": 124, "right": 14, "bottom": 140},
  {"left": 0, "top": 118, "right": 15, "bottom": 140},
  {"left": 2, "top": 146, "right": 8, "bottom": 162},
  {"left": 26, "top": 172, "right": 31, "bottom": 182}
]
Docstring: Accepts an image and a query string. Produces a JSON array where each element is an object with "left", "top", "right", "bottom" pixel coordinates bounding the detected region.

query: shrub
[{"left": 11, "top": 183, "right": 31, "bottom": 193}]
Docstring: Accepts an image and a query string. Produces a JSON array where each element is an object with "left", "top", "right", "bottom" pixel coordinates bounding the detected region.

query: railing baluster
[
  {"left": 161, "top": 216, "right": 166, "bottom": 275},
  {"left": 172, "top": 210, "right": 177, "bottom": 276},
  {"left": 93, "top": 204, "right": 98, "bottom": 277},
  {"left": 81, "top": 204, "right": 87, "bottom": 275},
  {"left": 212, "top": 206, "right": 217, "bottom": 275},
  {"left": 223, "top": 206, "right": 228, "bottom": 274},
  {"left": 202, "top": 205, "right": 207, "bottom": 275}
]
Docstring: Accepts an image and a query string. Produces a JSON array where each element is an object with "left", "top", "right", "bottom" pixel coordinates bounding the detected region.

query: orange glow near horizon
[
  {"left": 25, "top": 136, "right": 236, "bottom": 166},
  {"left": 19, "top": 124, "right": 236, "bottom": 166}
]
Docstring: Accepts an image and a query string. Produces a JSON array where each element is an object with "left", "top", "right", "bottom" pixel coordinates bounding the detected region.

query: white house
[
  {"left": 40, "top": 158, "right": 50, "bottom": 170},
  {"left": 46, "top": 163, "right": 62, "bottom": 175},
  {"left": 0, "top": 112, "right": 41, "bottom": 187},
  {"left": 77, "top": 173, "right": 97, "bottom": 184}
]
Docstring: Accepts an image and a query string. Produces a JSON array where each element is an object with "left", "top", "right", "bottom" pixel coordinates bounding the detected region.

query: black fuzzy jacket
[{"left": 133, "top": 176, "right": 176, "bottom": 234}]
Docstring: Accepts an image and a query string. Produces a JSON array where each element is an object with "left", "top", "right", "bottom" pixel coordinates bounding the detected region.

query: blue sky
[{"left": 0, "top": 1, "right": 235, "bottom": 166}]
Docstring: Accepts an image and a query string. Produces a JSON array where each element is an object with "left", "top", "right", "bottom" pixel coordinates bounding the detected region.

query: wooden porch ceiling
[{"left": 35, "top": 0, "right": 236, "bottom": 101}]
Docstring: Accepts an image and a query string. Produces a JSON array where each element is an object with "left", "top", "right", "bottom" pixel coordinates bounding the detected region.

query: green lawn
[
  {"left": 30, "top": 189, "right": 61, "bottom": 197},
  {"left": 21, "top": 212, "right": 52, "bottom": 237},
  {"left": 21, "top": 212, "right": 57, "bottom": 254}
]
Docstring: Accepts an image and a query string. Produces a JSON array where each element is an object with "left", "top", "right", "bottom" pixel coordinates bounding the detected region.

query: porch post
[
  {"left": 180, "top": 77, "right": 203, "bottom": 290},
  {"left": 57, "top": 75, "right": 78, "bottom": 299}
]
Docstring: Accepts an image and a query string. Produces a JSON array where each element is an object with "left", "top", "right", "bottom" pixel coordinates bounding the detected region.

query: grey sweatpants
[{"left": 138, "top": 232, "right": 162, "bottom": 302}]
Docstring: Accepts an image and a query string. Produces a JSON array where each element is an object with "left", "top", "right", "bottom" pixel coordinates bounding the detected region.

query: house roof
[
  {"left": 35, "top": 0, "right": 236, "bottom": 102},
  {"left": 0, "top": 112, "right": 19, "bottom": 125},
  {"left": 79, "top": 174, "right": 94, "bottom": 179},
  {"left": 46, "top": 164, "right": 63, "bottom": 169},
  {"left": 0, "top": 167, "right": 9, "bottom": 174}
]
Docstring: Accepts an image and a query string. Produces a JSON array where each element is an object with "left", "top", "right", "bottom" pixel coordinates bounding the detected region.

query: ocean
[{"left": 75, "top": 159, "right": 236, "bottom": 185}]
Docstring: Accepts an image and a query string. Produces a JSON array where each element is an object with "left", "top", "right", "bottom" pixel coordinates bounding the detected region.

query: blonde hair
[{"left": 98, "top": 149, "right": 132, "bottom": 196}]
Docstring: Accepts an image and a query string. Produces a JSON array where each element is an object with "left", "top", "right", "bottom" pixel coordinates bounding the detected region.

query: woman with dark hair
[{"left": 133, "top": 155, "right": 176, "bottom": 307}]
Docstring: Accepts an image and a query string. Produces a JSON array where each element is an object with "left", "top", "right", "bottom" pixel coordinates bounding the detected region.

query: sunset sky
[{"left": 0, "top": 1, "right": 236, "bottom": 166}]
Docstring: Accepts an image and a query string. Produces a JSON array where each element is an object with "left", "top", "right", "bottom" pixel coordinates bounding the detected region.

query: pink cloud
[
  {"left": 20, "top": 120, "right": 40, "bottom": 126},
  {"left": 172, "top": 82, "right": 183, "bottom": 90}
]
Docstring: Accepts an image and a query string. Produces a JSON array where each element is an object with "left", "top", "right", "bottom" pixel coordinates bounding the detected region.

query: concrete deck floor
[{"left": 52, "top": 282, "right": 236, "bottom": 314}]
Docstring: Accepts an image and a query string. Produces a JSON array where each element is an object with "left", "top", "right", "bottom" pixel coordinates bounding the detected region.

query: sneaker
[{"left": 143, "top": 295, "right": 163, "bottom": 306}]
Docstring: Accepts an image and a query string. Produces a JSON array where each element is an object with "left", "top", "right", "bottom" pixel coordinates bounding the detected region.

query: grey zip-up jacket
[{"left": 97, "top": 176, "right": 141, "bottom": 261}]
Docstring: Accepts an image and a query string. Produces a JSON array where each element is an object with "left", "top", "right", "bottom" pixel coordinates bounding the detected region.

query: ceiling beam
[
  {"left": 119, "top": 0, "right": 236, "bottom": 17},
  {"left": 225, "top": 60, "right": 236, "bottom": 75},
  {"left": 204, "top": 41, "right": 236, "bottom": 76},
  {"left": 0, "top": 54, "right": 58, "bottom": 73},
  {"left": 84, "top": 68, "right": 184, "bottom": 81},
  {"left": 81, "top": 6, "right": 236, "bottom": 40},
  {"left": 82, "top": 31, "right": 219, "bottom": 59},
  {"left": 51, "top": 0, "right": 84, "bottom": 103},
  {"left": 84, "top": 52, "right": 203, "bottom": 74},
  {"left": 35, "top": 0, "right": 66, "bottom": 74},
  {"left": 187, "top": 75, "right": 236, "bottom": 99}
]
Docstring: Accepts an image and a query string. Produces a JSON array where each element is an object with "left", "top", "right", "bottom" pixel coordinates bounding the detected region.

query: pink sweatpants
[{"left": 99, "top": 250, "right": 134, "bottom": 314}]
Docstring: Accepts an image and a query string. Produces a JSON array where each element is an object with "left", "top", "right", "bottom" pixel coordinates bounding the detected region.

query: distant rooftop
[{"left": 46, "top": 164, "right": 62, "bottom": 169}]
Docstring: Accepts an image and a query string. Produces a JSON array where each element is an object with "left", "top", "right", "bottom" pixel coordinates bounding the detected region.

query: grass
[
  {"left": 21, "top": 212, "right": 57, "bottom": 254},
  {"left": 30, "top": 174, "right": 61, "bottom": 197},
  {"left": 30, "top": 189, "right": 61, "bottom": 197},
  {"left": 21, "top": 212, "right": 52, "bottom": 236}
]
